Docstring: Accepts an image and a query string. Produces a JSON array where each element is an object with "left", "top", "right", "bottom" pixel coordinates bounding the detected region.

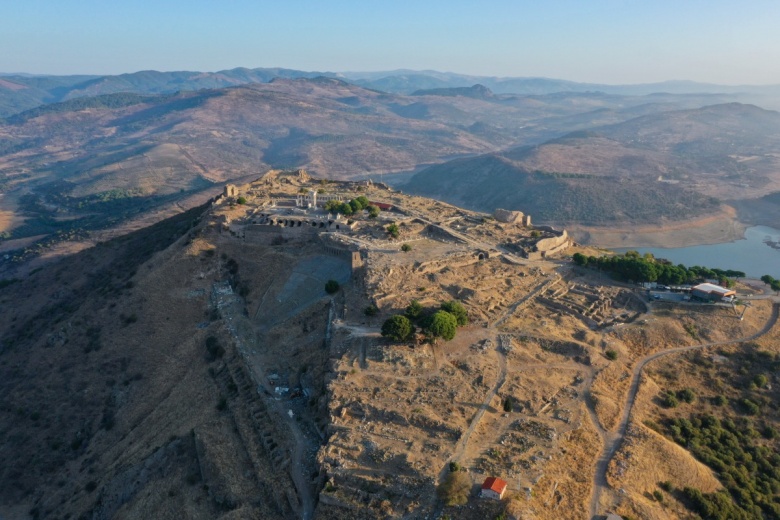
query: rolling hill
[
  {"left": 0, "top": 77, "right": 771, "bottom": 271},
  {"left": 405, "top": 103, "right": 780, "bottom": 226}
]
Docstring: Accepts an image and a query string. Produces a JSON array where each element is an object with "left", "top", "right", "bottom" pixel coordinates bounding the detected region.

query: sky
[{"left": 2, "top": 0, "right": 780, "bottom": 85}]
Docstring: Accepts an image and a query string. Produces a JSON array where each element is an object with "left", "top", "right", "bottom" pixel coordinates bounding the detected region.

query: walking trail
[{"left": 588, "top": 303, "right": 779, "bottom": 519}]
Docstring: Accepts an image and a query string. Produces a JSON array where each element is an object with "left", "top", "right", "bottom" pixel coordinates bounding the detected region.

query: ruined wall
[
  {"left": 494, "top": 208, "right": 525, "bottom": 224},
  {"left": 425, "top": 224, "right": 468, "bottom": 244},
  {"left": 535, "top": 229, "right": 569, "bottom": 253}
]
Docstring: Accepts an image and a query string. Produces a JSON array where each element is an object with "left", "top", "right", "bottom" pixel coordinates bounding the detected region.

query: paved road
[{"left": 588, "top": 303, "right": 779, "bottom": 519}]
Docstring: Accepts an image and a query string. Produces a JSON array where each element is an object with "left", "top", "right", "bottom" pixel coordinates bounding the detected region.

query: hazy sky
[{"left": 2, "top": 0, "right": 780, "bottom": 85}]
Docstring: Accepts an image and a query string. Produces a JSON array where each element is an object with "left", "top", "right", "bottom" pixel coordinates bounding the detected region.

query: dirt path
[{"left": 587, "top": 303, "right": 780, "bottom": 519}]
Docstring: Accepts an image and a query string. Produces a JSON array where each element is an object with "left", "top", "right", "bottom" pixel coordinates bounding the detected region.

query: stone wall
[
  {"left": 494, "top": 208, "right": 531, "bottom": 226},
  {"left": 535, "top": 229, "right": 570, "bottom": 254},
  {"left": 494, "top": 208, "right": 524, "bottom": 224}
]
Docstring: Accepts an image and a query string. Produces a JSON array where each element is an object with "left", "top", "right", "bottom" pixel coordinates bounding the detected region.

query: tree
[
  {"left": 677, "top": 388, "right": 696, "bottom": 403},
  {"left": 436, "top": 471, "right": 471, "bottom": 506},
  {"left": 441, "top": 300, "right": 468, "bottom": 326},
  {"left": 405, "top": 300, "right": 423, "bottom": 321},
  {"left": 325, "top": 280, "right": 340, "bottom": 294},
  {"left": 503, "top": 398, "right": 513, "bottom": 412},
  {"left": 387, "top": 223, "right": 399, "bottom": 238},
  {"left": 427, "top": 311, "right": 458, "bottom": 341},
  {"left": 237, "top": 196, "right": 247, "bottom": 204},
  {"left": 661, "top": 391, "right": 679, "bottom": 408},
  {"left": 367, "top": 205, "right": 380, "bottom": 219},
  {"left": 605, "top": 349, "right": 618, "bottom": 360},
  {"left": 381, "top": 315, "right": 413, "bottom": 342},
  {"left": 572, "top": 252, "right": 588, "bottom": 266},
  {"left": 355, "top": 196, "right": 369, "bottom": 209},
  {"left": 401, "top": 243, "right": 412, "bottom": 252},
  {"left": 364, "top": 305, "right": 378, "bottom": 317}
]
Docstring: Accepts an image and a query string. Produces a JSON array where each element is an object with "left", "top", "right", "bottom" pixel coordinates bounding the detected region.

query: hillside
[
  {"left": 0, "top": 79, "right": 504, "bottom": 272},
  {"left": 405, "top": 103, "right": 780, "bottom": 229},
  {"left": 1, "top": 174, "right": 777, "bottom": 519},
  {"left": 0, "top": 79, "right": 746, "bottom": 272}
]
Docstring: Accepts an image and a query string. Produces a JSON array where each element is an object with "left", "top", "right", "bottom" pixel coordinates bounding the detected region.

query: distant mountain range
[
  {"left": 2, "top": 72, "right": 780, "bottom": 264},
  {"left": 3, "top": 67, "right": 780, "bottom": 119}
]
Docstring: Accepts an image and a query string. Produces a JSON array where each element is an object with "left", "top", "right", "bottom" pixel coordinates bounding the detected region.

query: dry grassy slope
[
  {"left": 404, "top": 153, "right": 722, "bottom": 226},
  {"left": 0, "top": 203, "right": 315, "bottom": 520},
  {"left": 602, "top": 300, "right": 777, "bottom": 519}
]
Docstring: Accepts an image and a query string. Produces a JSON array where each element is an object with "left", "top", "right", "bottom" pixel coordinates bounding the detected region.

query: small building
[
  {"left": 480, "top": 476, "right": 508, "bottom": 500},
  {"left": 368, "top": 201, "right": 394, "bottom": 211},
  {"left": 691, "top": 283, "right": 736, "bottom": 301}
]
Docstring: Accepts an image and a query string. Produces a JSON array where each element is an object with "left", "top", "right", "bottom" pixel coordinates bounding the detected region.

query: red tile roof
[
  {"left": 368, "top": 201, "right": 393, "bottom": 211},
  {"left": 481, "top": 477, "right": 508, "bottom": 493}
]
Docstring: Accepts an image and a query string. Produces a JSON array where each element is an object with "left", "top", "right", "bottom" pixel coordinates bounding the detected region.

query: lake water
[{"left": 614, "top": 225, "right": 780, "bottom": 278}]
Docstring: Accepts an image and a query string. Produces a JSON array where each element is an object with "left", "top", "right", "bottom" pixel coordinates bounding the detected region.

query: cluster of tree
[
  {"left": 660, "top": 387, "right": 696, "bottom": 408},
  {"left": 572, "top": 251, "right": 745, "bottom": 285},
  {"left": 760, "top": 275, "right": 780, "bottom": 293},
  {"left": 324, "top": 196, "right": 379, "bottom": 218},
  {"left": 664, "top": 414, "right": 780, "bottom": 518},
  {"left": 381, "top": 300, "right": 468, "bottom": 343}
]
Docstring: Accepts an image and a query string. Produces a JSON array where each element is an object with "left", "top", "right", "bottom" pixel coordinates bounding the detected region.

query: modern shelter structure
[{"left": 691, "top": 283, "right": 736, "bottom": 301}]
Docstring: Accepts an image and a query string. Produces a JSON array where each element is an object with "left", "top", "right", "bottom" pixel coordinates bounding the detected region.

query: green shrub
[
  {"left": 740, "top": 398, "right": 760, "bottom": 415},
  {"left": 236, "top": 196, "right": 247, "bottom": 204},
  {"left": 678, "top": 388, "right": 696, "bottom": 403},
  {"left": 363, "top": 305, "right": 378, "bottom": 317},
  {"left": 381, "top": 315, "right": 414, "bottom": 342},
  {"left": 440, "top": 300, "right": 468, "bottom": 326},
  {"left": 605, "top": 349, "right": 618, "bottom": 360},
  {"left": 427, "top": 311, "right": 458, "bottom": 341},
  {"left": 401, "top": 243, "right": 412, "bottom": 252},
  {"left": 325, "top": 280, "right": 340, "bottom": 294},
  {"left": 661, "top": 391, "right": 679, "bottom": 408},
  {"left": 386, "top": 223, "right": 400, "bottom": 238},
  {"left": 405, "top": 300, "right": 423, "bottom": 321}
]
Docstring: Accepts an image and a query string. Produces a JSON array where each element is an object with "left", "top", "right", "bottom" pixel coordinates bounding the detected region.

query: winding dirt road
[{"left": 588, "top": 303, "right": 780, "bottom": 518}]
